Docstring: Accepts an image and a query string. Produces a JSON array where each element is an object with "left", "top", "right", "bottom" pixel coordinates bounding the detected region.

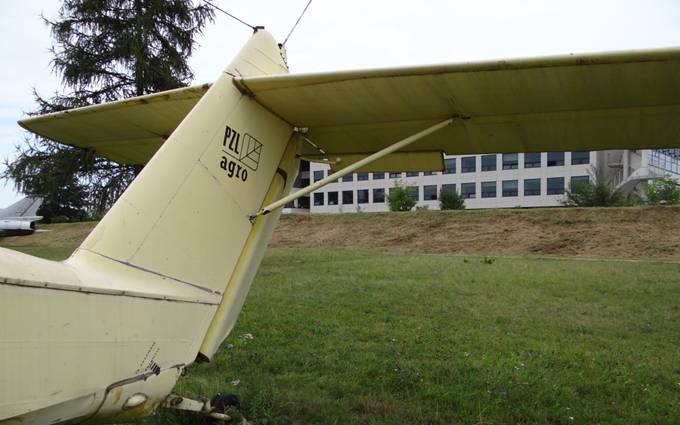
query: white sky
[{"left": 1, "top": 0, "right": 680, "bottom": 206}]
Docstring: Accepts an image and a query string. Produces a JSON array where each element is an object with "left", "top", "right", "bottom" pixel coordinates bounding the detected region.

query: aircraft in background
[
  {"left": 2, "top": 27, "right": 680, "bottom": 424},
  {"left": 0, "top": 197, "right": 43, "bottom": 237}
]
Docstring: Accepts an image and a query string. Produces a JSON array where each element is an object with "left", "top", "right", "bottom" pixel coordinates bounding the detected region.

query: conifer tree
[{"left": 3, "top": 0, "right": 214, "bottom": 221}]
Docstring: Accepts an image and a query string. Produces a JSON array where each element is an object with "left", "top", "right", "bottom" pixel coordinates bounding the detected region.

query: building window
[
  {"left": 373, "top": 173, "right": 385, "bottom": 180},
  {"left": 442, "top": 184, "right": 456, "bottom": 195},
  {"left": 481, "top": 154, "right": 497, "bottom": 171},
  {"left": 295, "top": 175, "right": 309, "bottom": 186},
  {"left": 481, "top": 181, "right": 496, "bottom": 198},
  {"left": 524, "top": 152, "right": 541, "bottom": 168},
  {"left": 406, "top": 172, "right": 419, "bottom": 177},
  {"left": 389, "top": 172, "right": 402, "bottom": 178},
  {"left": 342, "top": 190, "right": 353, "bottom": 204},
  {"left": 313, "top": 170, "right": 325, "bottom": 182},
  {"left": 524, "top": 178, "right": 541, "bottom": 196},
  {"left": 461, "top": 156, "right": 476, "bottom": 173},
  {"left": 328, "top": 192, "right": 338, "bottom": 205},
  {"left": 443, "top": 158, "right": 456, "bottom": 174},
  {"left": 502, "top": 153, "right": 518, "bottom": 170},
  {"left": 407, "top": 186, "right": 419, "bottom": 201},
  {"left": 461, "top": 183, "right": 476, "bottom": 199},
  {"left": 502, "top": 180, "right": 518, "bottom": 197},
  {"left": 571, "top": 151, "right": 590, "bottom": 165},
  {"left": 547, "top": 152, "right": 565, "bottom": 166},
  {"left": 357, "top": 172, "right": 369, "bottom": 181},
  {"left": 424, "top": 185, "right": 438, "bottom": 200},
  {"left": 373, "top": 188, "right": 385, "bottom": 203},
  {"left": 342, "top": 173, "right": 354, "bottom": 182},
  {"left": 546, "top": 177, "right": 565, "bottom": 195},
  {"left": 650, "top": 149, "right": 680, "bottom": 174},
  {"left": 313, "top": 192, "right": 324, "bottom": 206},
  {"left": 570, "top": 175, "right": 590, "bottom": 188},
  {"left": 423, "top": 171, "right": 435, "bottom": 176},
  {"left": 357, "top": 189, "right": 369, "bottom": 204}
]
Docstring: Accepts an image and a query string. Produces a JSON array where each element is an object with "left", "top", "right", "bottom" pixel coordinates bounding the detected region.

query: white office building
[{"left": 291, "top": 149, "right": 680, "bottom": 213}]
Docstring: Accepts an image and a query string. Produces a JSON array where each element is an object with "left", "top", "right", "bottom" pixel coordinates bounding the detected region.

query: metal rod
[{"left": 252, "top": 117, "right": 455, "bottom": 217}]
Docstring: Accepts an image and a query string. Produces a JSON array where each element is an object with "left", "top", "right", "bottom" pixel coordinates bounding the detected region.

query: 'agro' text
[{"left": 219, "top": 125, "right": 263, "bottom": 182}]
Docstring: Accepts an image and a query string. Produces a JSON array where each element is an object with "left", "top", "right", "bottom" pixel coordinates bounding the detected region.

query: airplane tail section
[
  {"left": 68, "top": 29, "right": 297, "bottom": 358},
  {"left": 0, "top": 197, "right": 43, "bottom": 220}
]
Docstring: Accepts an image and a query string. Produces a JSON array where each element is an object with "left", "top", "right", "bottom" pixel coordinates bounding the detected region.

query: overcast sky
[{"left": 1, "top": 0, "right": 680, "bottom": 206}]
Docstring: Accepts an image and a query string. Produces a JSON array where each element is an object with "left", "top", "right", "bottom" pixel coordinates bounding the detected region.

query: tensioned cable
[
  {"left": 204, "top": 0, "right": 256, "bottom": 31},
  {"left": 282, "top": 0, "right": 313, "bottom": 46}
]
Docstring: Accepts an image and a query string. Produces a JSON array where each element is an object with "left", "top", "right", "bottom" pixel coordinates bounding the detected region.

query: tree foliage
[
  {"left": 439, "top": 188, "right": 465, "bottom": 210},
  {"left": 388, "top": 185, "right": 416, "bottom": 212},
  {"left": 645, "top": 175, "right": 680, "bottom": 205},
  {"left": 561, "top": 168, "right": 623, "bottom": 207},
  {"left": 3, "top": 0, "right": 214, "bottom": 221}
]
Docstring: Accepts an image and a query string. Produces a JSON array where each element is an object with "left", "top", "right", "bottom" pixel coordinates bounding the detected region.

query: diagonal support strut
[{"left": 251, "top": 117, "right": 456, "bottom": 218}]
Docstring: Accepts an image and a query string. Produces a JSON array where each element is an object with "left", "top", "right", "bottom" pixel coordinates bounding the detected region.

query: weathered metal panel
[{"left": 238, "top": 47, "right": 680, "bottom": 158}]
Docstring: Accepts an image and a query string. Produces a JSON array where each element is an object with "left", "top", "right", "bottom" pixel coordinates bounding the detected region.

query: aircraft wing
[
  {"left": 18, "top": 84, "right": 210, "bottom": 165},
  {"left": 18, "top": 47, "right": 680, "bottom": 171},
  {"left": 237, "top": 47, "right": 680, "bottom": 171}
]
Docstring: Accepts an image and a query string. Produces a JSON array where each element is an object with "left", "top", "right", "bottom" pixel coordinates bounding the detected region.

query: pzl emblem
[{"left": 220, "top": 125, "right": 263, "bottom": 182}]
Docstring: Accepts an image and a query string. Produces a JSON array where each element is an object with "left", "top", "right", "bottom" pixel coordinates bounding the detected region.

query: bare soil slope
[
  {"left": 271, "top": 206, "right": 680, "bottom": 261},
  {"left": 3, "top": 207, "right": 679, "bottom": 260}
]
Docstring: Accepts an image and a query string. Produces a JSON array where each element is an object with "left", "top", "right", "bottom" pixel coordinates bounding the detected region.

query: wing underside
[
  {"left": 18, "top": 84, "right": 210, "bottom": 165},
  {"left": 238, "top": 47, "right": 680, "bottom": 171},
  {"left": 17, "top": 47, "right": 680, "bottom": 171}
]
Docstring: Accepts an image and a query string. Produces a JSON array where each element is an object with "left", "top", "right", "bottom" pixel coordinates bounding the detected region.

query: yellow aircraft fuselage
[{"left": 0, "top": 29, "right": 298, "bottom": 424}]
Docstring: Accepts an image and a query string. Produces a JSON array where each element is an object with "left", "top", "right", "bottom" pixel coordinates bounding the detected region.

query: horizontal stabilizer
[{"left": 18, "top": 85, "right": 210, "bottom": 165}]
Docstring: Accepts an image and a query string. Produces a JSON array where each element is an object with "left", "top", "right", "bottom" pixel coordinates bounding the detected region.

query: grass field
[
  {"left": 2, "top": 217, "right": 680, "bottom": 424},
  {"left": 0, "top": 221, "right": 94, "bottom": 260},
  {"left": 142, "top": 248, "right": 680, "bottom": 425}
]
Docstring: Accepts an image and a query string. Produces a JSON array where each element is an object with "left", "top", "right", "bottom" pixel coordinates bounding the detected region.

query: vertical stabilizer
[
  {"left": 0, "top": 197, "right": 43, "bottom": 219},
  {"left": 69, "top": 29, "right": 294, "bottom": 314}
]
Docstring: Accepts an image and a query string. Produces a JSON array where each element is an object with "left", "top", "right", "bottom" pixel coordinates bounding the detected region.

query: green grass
[
  {"left": 0, "top": 244, "right": 75, "bottom": 260},
  {"left": 146, "top": 248, "right": 680, "bottom": 425}
]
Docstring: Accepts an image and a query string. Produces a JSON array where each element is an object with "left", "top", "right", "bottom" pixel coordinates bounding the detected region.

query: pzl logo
[{"left": 220, "top": 125, "right": 263, "bottom": 182}]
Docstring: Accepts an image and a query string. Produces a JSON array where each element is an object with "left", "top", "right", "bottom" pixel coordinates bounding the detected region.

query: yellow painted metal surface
[
  {"left": 20, "top": 47, "right": 680, "bottom": 172},
  {"left": 74, "top": 29, "right": 291, "bottom": 294},
  {"left": 1, "top": 29, "right": 293, "bottom": 424},
  {"left": 200, "top": 135, "right": 301, "bottom": 358},
  {"left": 238, "top": 47, "right": 680, "bottom": 159},
  {"left": 0, "top": 280, "right": 214, "bottom": 422},
  {"left": 18, "top": 84, "right": 209, "bottom": 164}
]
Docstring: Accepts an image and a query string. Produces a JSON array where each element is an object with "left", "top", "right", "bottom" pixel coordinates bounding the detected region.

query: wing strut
[{"left": 251, "top": 117, "right": 456, "bottom": 219}]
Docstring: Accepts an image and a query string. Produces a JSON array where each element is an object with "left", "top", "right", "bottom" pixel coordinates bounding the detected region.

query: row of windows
[
  {"left": 311, "top": 152, "right": 590, "bottom": 183},
  {"left": 446, "top": 152, "right": 589, "bottom": 174},
  {"left": 312, "top": 176, "right": 590, "bottom": 206}
]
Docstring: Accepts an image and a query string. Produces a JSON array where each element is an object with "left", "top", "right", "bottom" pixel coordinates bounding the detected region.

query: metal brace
[{"left": 251, "top": 117, "right": 456, "bottom": 218}]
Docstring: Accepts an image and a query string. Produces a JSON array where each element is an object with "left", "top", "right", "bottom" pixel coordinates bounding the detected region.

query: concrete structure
[{"left": 300, "top": 149, "right": 680, "bottom": 213}]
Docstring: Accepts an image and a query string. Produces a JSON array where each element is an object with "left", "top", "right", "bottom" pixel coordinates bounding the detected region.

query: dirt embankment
[
  {"left": 270, "top": 206, "right": 680, "bottom": 261},
  {"left": 3, "top": 207, "right": 680, "bottom": 261}
]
